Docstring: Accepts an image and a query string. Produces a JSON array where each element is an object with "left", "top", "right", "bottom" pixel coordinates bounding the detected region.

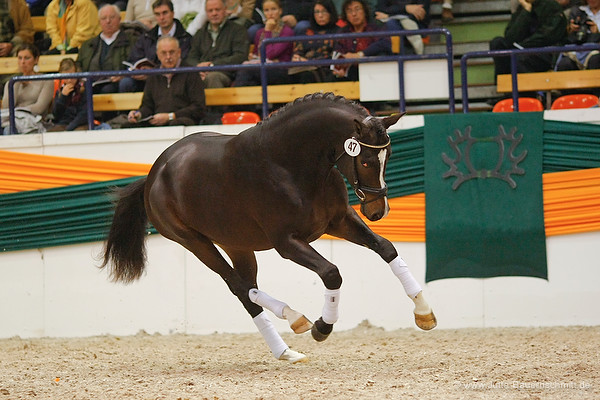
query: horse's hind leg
[
  {"left": 224, "top": 249, "right": 313, "bottom": 334},
  {"left": 178, "top": 238, "right": 306, "bottom": 362},
  {"left": 327, "top": 209, "right": 437, "bottom": 331}
]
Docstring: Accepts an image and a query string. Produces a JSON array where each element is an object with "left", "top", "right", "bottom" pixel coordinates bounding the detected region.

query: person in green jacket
[
  {"left": 489, "top": 0, "right": 567, "bottom": 80},
  {"left": 76, "top": 4, "right": 137, "bottom": 93},
  {"left": 185, "top": 0, "right": 249, "bottom": 88}
]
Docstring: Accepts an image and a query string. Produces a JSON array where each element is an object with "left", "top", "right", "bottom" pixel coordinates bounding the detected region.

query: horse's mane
[{"left": 259, "top": 92, "right": 369, "bottom": 127}]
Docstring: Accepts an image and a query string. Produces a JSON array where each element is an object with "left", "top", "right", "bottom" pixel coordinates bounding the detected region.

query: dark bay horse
[{"left": 101, "top": 93, "right": 436, "bottom": 363}]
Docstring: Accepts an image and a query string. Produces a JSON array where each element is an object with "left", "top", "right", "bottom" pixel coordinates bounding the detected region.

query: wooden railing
[
  {"left": 92, "top": 81, "right": 361, "bottom": 111},
  {"left": 497, "top": 70, "right": 600, "bottom": 93}
]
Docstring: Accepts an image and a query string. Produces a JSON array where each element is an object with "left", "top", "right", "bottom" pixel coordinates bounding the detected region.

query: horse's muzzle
[{"left": 356, "top": 185, "right": 389, "bottom": 221}]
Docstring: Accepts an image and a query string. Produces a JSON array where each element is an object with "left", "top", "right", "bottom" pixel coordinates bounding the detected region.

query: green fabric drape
[
  {"left": 424, "top": 113, "right": 547, "bottom": 281},
  {"left": 1, "top": 117, "right": 600, "bottom": 254},
  {"left": 0, "top": 176, "right": 156, "bottom": 252}
]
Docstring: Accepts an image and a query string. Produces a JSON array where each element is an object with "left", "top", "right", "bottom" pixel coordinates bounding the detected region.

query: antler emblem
[{"left": 441, "top": 125, "right": 527, "bottom": 190}]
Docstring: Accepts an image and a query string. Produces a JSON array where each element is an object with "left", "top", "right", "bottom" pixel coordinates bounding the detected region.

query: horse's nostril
[{"left": 370, "top": 212, "right": 383, "bottom": 221}]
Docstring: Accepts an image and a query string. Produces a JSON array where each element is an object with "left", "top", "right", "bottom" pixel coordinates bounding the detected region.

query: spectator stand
[
  {"left": 4, "top": 28, "right": 456, "bottom": 134},
  {"left": 461, "top": 43, "right": 600, "bottom": 112}
]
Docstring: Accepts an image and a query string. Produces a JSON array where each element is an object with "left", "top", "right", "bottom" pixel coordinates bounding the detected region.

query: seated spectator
[
  {"left": 185, "top": 0, "right": 249, "bottom": 88},
  {"left": 1, "top": 44, "right": 54, "bottom": 134},
  {"left": 120, "top": 0, "right": 193, "bottom": 93},
  {"left": 0, "top": 0, "right": 35, "bottom": 57},
  {"left": 333, "top": 0, "right": 391, "bottom": 80},
  {"left": 233, "top": 0, "right": 293, "bottom": 86},
  {"left": 77, "top": 4, "right": 137, "bottom": 94},
  {"left": 45, "top": 0, "right": 102, "bottom": 54},
  {"left": 248, "top": 0, "right": 313, "bottom": 40},
  {"left": 555, "top": 0, "right": 600, "bottom": 96},
  {"left": 375, "top": 0, "right": 430, "bottom": 55},
  {"left": 124, "top": 0, "right": 157, "bottom": 29},
  {"left": 290, "top": 0, "right": 339, "bottom": 83},
  {"left": 48, "top": 57, "right": 89, "bottom": 131},
  {"left": 489, "top": 0, "right": 567, "bottom": 81},
  {"left": 126, "top": 36, "right": 205, "bottom": 126},
  {"left": 225, "top": 0, "right": 255, "bottom": 28}
]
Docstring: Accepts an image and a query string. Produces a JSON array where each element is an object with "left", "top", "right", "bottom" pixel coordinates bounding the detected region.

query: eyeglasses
[
  {"left": 314, "top": 10, "right": 329, "bottom": 14},
  {"left": 346, "top": 7, "right": 363, "bottom": 14}
]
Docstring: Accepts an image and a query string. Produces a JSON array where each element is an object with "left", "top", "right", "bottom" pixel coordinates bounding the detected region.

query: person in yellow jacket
[{"left": 45, "top": 0, "right": 101, "bottom": 53}]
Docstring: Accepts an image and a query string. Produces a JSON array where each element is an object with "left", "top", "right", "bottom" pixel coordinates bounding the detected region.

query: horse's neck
[{"left": 257, "top": 112, "right": 349, "bottom": 174}]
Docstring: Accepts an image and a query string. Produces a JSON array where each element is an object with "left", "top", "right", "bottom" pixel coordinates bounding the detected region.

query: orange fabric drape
[
  {"left": 0, "top": 150, "right": 151, "bottom": 193},
  {"left": 345, "top": 168, "right": 600, "bottom": 241}
]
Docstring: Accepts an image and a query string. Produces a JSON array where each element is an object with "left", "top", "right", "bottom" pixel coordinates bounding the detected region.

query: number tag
[{"left": 344, "top": 138, "right": 361, "bottom": 157}]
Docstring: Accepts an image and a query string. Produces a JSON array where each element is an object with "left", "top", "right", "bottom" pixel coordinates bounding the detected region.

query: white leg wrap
[
  {"left": 252, "top": 311, "right": 288, "bottom": 359},
  {"left": 248, "top": 288, "right": 287, "bottom": 319},
  {"left": 389, "top": 256, "right": 422, "bottom": 299},
  {"left": 321, "top": 288, "right": 340, "bottom": 324}
]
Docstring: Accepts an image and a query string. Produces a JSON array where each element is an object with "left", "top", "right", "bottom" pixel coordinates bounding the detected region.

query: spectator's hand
[
  {"left": 343, "top": 52, "right": 362, "bottom": 59},
  {"left": 0, "top": 42, "right": 13, "bottom": 57},
  {"left": 110, "top": 76, "right": 122, "bottom": 82},
  {"left": 588, "top": 20, "right": 599, "bottom": 34},
  {"left": 127, "top": 110, "right": 141, "bottom": 123},
  {"left": 61, "top": 83, "right": 75, "bottom": 96},
  {"left": 282, "top": 15, "right": 297, "bottom": 28},
  {"left": 406, "top": 4, "right": 426, "bottom": 21},
  {"left": 375, "top": 12, "right": 389, "bottom": 21},
  {"left": 150, "top": 113, "right": 169, "bottom": 125},
  {"left": 197, "top": 61, "right": 212, "bottom": 80},
  {"left": 518, "top": 0, "right": 532, "bottom": 12},
  {"left": 292, "top": 54, "right": 307, "bottom": 62},
  {"left": 265, "top": 18, "right": 278, "bottom": 31},
  {"left": 133, "top": 65, "right": 152, "bottom": 80}
]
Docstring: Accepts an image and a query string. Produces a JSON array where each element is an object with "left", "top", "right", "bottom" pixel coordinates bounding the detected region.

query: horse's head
[{"left": 336, "top": 113, "right": 403, "bottom": 221}]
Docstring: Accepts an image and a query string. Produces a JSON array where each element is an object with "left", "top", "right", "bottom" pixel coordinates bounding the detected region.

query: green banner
[{"left": 424, "top": 112, "right": 547, "bottom": 282}]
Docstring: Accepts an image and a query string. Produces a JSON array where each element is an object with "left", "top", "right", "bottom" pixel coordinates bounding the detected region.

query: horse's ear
[
  {"left": 353, "top": 118, "right": 365, "bottom": 138},
  {"left": 381, "top": 112, "right": 405, "bottom": 129}
]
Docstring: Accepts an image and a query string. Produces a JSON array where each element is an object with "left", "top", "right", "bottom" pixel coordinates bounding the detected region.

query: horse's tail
[{"left": 100, "top": 177, "right": 149, "bottom": 284}]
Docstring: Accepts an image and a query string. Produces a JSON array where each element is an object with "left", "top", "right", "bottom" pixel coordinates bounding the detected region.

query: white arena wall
[{"left": 1, "top": 110, "right": 599, "bottom": 339}]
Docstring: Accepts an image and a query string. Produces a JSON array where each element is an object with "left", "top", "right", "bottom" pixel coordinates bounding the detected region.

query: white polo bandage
[
  {"left": 389, "top": 256, "right": 422, "bottom": 299},
  {"left": 249, "top": 288, "right": 286, "bottom": 319},
  {"left": 322, "top": 288, "right": 341, "bottom": 324},
  {"left": 253, "top": 311, "right": 288, "bottom": 359}
]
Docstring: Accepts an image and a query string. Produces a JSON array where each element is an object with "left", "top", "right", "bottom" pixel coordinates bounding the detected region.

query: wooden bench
[
  {"left": 497, "top": 70, "right": 600, "bottom": 93},
  {"left": 92, "top": 81, "right": 361, "bottom": 111},
  {"left": 0, "top": 54, "right": 76, "bottom": 74}
]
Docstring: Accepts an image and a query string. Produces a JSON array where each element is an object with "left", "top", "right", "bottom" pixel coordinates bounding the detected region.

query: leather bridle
[{"left": 337, "top": 136, "right": 391, "bottom": 205}]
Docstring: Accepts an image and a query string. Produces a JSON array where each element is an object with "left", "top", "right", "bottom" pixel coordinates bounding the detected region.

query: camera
[{"left": 572, "top": 12, "right": 592, "bottom": 44}]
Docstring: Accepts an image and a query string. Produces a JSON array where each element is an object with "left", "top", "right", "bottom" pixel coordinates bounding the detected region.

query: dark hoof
[{"left": 311, "top": 317, "right": 333, "bottom": 342}]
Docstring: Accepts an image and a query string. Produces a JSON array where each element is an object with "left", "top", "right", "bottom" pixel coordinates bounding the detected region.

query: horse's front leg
[
  {"left": 273, "top": 236, "right": 343, "bottom": 342},
  {"left": 327, "top": 208, "right": 437, "bottom": 331}
]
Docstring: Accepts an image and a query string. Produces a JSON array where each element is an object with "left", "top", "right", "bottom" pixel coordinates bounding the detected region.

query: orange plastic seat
[
  {"left": 492, "top": 97, "right": 544, "bottom": 112},
  {"left": 550, "top": 94, "right": 599, "bottom": 110},
  {"left": 221, "top": 111, "right": 261, "bottom": 124}
]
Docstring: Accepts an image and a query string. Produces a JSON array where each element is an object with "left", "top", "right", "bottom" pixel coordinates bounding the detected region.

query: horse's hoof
[
  {"left": 414, "top": 311, "right": 437, "bottom": 330},
  {"left": 290, "top": 315, "right": 313, "bottom": 334},
  {"left": 311, "top": 317, "right": 333, "bottom": 342},
  {"left": 278, "top": 348, "right": 308, "bottom": 363}
]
